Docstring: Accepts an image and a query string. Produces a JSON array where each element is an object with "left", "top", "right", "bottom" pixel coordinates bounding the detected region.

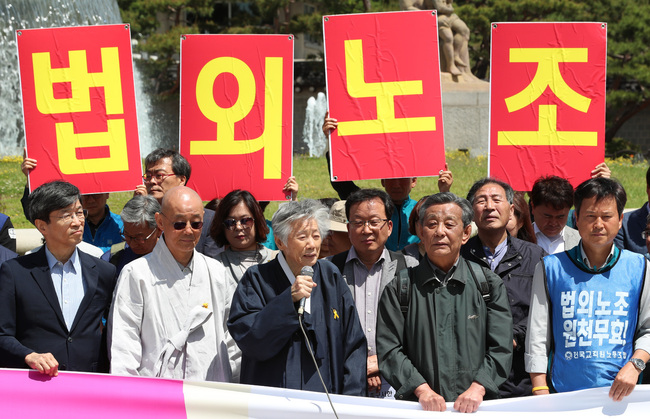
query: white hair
[{"left": 271, "top": 199, "right": 330, "bottom": 244}]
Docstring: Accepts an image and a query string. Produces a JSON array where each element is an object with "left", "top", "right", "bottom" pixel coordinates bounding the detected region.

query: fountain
[
  {"left": 301, "top": 92, "right": 328, "bottom": 157},
  {"left": 0, "top": 0, "right": 154, "bottom": 156}
]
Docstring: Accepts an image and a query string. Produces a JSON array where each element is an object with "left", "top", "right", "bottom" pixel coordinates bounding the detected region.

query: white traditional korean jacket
[{"left": 108, "top": 237, "right": 240, "bottom": 382}]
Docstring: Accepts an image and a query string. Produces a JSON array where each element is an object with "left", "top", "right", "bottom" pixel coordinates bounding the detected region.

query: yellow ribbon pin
[{"left": 332, "top": 308, "right": 339, "bottom": 319}]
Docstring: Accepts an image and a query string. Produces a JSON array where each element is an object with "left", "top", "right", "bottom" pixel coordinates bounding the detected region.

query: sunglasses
[
  {"left": 223, "top": 217, "right": 255, "bottom": 230},
  {"left": 161, "top": 213, "right": 203, "bottom": 231}
]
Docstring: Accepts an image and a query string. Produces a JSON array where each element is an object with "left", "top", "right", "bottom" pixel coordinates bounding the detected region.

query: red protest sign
[
  {"left": 17, "top": 24, "right": 142, "bottom": 194},
  {"left": 324, "top": 11, "right": 445, "bottom": 182},
  {"left": 489, "top": 22, "right": 607, "bottom": 190},
  {"left": 180, "top": 34, "right": 293, "bottom": 201}
]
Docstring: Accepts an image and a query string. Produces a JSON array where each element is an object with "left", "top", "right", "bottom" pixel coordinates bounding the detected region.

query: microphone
[{"left": 298, "top": 265, "right": 314, "bottom": 317}]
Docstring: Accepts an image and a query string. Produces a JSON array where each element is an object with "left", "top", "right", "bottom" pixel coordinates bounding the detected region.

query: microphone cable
[{"left": 298, "top": 304, "right": 340, "bottom": 419}]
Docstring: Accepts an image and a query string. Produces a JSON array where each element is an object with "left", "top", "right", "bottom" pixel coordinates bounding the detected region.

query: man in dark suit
[
  {"left": 0, "top": 180, "right": 116, "bottom": 376},
  {"left": 462, "top": 178, "right": 546, "bottom": 398},
  {"left": 0, "top": 244, "right": 17, "bottom": 264},
  {"left": 614, "top": 166, "right": 650, "bottom": 254}
]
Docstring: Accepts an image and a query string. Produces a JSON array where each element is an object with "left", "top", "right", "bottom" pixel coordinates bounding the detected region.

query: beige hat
[{"left": 329, "top": 200, "right": 348, "bottom": 232}]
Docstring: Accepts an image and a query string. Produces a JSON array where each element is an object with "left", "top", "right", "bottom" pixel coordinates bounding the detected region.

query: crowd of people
[{"left": 0, "top": 125, "right": 648, "bottom": 413}]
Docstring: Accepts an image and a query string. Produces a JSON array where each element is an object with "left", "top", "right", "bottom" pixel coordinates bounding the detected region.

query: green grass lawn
[{"left": 1, "top": 153, "right": 647, "bottom": 229}]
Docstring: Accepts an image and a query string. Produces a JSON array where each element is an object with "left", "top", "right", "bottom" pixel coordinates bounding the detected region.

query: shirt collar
[
  {"left": 45, "top": 245, "right": 80, "bottom": 272},
  {"left": 426, "top": 256, "right": 460, "bottom": 286},
  {"left": 277, "top": 251, "right": 296, "bottom": 284},
  {"left": 175, "top": 254, "right": 194, "bottom": 272},
  {"left": 579, "top": 241, "right": 617, "bottom": 271},
  {"left": 482, "top": 236, "right": 508, "bottom": 257},
  {"left": 347, "top": 246, "right": 388, "bottom": 267}
]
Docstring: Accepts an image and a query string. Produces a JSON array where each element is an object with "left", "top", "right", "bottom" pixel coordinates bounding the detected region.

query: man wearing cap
[
  {"left": 320, "top": 200, "right": 352, "bottom": 259},
  {"left": 328, "top": 189, "right": 418, "bottom": 398}
]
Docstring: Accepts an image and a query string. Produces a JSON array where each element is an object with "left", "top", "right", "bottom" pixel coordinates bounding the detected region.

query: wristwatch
[{"left": 629, "top": 358, "right": 646, "bottom": 372}]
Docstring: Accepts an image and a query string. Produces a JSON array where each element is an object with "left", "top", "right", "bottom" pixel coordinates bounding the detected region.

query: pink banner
[
  {"left": 0, "top": 369, "right": 186, "bottom": 418},
  {"left": 3, "top": 368, "right": 650, "bottom": 417}
]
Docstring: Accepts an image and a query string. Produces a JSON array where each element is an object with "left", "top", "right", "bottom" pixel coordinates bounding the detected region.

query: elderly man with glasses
[
  {"left": 0, "top": 181, "right": 116, "bottom": 376},
  {"left": 101, "top": 195, "right": 162, "bottom": 279},
  {"left": 108, "top": 186, "right": 240, "bottom": 382}
]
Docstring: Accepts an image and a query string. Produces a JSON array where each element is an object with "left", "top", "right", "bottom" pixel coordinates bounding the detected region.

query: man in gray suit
[
  {"left": 328, "top": 188, "right": 418, "bottom": 398},
  {"left": 530, "top": 176, "right": 581, "bottom": 254}
]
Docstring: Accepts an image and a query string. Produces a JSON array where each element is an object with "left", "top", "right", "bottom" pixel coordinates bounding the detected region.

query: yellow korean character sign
[
  {"left": 180, "top": 35, "right": 293, "bottom": 201},
  {"left": 17, "top": 24, "right": 142, "bottom": 193},
  {"left": 324, "top": 11, "right": 445, "bottom": 182},
  {"left": 489, "top": 22, "right": 607, "bottom": 190}
]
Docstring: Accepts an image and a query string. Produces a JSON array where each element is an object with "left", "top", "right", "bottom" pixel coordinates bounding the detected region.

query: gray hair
[
  {"left": 272, "top": 199, "right": 330, "bottom": 245},
  {"left": 466, "top": 177, "right": 515, "bottom": 205},
  {"left": 120, "top": 195, "right": 161, "bottom": 229},
  {"left": 418, "top": 192, "right": 474, "bottom": 228}
]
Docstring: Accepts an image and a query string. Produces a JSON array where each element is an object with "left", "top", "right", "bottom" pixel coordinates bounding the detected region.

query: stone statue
[{"left": 400, "top": 0, "right": 471, "bottom": 77}]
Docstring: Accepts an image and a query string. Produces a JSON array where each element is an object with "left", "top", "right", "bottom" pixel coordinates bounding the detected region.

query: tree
[
  {"left": 120, "top": 1, "right": 400, "bottom": 94},
  {"left": 119, "top": 0, "right": 217, "bottom": 95},
  {"left": 455, "top": 0, "right": 650, "bottom": 142}
]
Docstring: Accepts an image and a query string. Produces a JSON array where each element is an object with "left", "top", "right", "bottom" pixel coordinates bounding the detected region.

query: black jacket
[
  {"left": 0, "top": 247, "right": 116, "bottom": 372},
  {"left": 462, "top": 235, "right": 546, "bottom": 398}
]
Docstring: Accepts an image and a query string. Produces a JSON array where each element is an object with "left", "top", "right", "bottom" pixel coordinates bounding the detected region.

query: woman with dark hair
[
  {"left": 210, "top": 189, "right": 277, "bottom": 283},
  {"left": 401, "top": 196, "right": 428, "bottom": 259},
  {"left": 507, "top": 191, "right": 536, "bottom": 244}
]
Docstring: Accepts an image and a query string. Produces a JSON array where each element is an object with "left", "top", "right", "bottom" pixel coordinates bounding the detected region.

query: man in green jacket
[{"left": 377, "top": 192, "right": 513, "bottom": 413}]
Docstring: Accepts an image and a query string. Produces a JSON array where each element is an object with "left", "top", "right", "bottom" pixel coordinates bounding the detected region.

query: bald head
[
  {"left": 161, "top": 186, "right": 203, "bottom": 214},
  {"left": 156, "top": 186, "right": 204, "bottom": 265}
]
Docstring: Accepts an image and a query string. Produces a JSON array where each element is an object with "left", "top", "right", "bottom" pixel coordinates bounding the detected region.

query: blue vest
[{"left": 545, "top": 249, "right": 645, "bottom": 392}]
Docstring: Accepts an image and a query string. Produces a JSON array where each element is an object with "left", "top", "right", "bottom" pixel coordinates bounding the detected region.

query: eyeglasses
[
  {"left": 143, "top": 172, "right": 176, "bottom": 183},
  {"left": 348, "top": 219, "right": 389, "bottom": 230},
  {"left": 161, "top": 213, "right": 203, "bottom": 231},
  {"left": 122, "top": 228, "right": 158, "bottom": 243},
  {"left": 56, "top": 209, "right": 87, "bottom": 224},
  {"left": 223, "top": 217, "right": 255, "bottom": 230},
  {"left": 642, "top": 230, "right": 650, "bottom": 240}
]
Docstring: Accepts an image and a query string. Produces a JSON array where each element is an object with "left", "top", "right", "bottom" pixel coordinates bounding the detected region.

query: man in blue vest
[{"left": 526, "top": 177, "right": 650, "bottom": 401}]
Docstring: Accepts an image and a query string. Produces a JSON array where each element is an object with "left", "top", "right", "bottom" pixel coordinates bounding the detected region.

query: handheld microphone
[{"left": 298, "top": 265, "right": 314, "bottom": 317}]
